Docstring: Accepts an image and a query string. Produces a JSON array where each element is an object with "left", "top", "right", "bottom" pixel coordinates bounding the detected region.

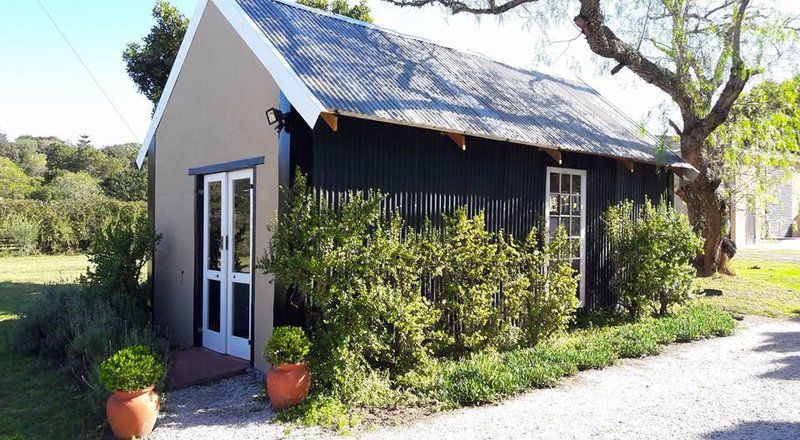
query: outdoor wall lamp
[{"left": 265, "top": 107, "right": 289, "bottom": 132}]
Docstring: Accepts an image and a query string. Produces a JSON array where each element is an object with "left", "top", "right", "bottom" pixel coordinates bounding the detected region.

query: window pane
[
  {"left": 550, "top": 173, "right": 559, "bottom": 193},
  {"left": 548, "top": 217, "right": 559, "bottom": 234},
  {"left": 570, "top": 217, "right": 581, "bottom": 236},
  {"left": 571, "top": 195, "right": 581, "bottom": 215},
  {"left": 207, "top": 279, "right": 220, "bottom": 333},
  {"left": 571, "top": 259, "right": 580, "bottom": 273},
  {"left": 560, "top": 217, "right": 570, "bottom": 230},
  {"left": 561, "top": 174, "right": 571, "bottom": 193},
  {"left": 232, "top": 178, "right": 251, "bottom": 273},
  {"left": 549, "top": 194, "right": 559, "bottom": 215},
  {"left": 232, "top": 282, "right": 250, "bottom": 339},
  {"left": 571, "top": 238, "right": 581, "bottom": 258},
  {"left": 207, "top": 181, "right": 222, "bottom": 271},
  {"left": 560, "top": 195, "right": 570, "bottom": 214},
  {"left": 572, "top": 174, "right": 581, "bottom": 194}
]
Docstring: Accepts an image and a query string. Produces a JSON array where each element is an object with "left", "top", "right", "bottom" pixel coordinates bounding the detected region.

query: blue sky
[{"left": 0, "top": 0, "right": 796, "bottom": 147}]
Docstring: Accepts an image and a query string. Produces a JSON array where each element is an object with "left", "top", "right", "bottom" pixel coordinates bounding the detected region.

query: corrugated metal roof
[{"left": 235, "top": 0, "right": 685, "bottom": 166}]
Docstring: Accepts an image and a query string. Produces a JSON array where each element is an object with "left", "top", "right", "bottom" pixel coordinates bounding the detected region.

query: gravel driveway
[{"left": 151, "top": 316, "right": 800, "bottom": 440}]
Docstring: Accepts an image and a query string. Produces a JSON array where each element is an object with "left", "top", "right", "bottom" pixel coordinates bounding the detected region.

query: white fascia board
[
  {"left": 136, "top": 0, "right": 209, "bottom": 168},
  {"left": 211, "top": 0, "right": 325, "bottom": 127},
  {"left": 136, "top": 0, "right": 326, "bottom": 168}
]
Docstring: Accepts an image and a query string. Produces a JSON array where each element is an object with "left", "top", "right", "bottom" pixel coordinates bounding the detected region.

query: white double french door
[{"left": 202, "top": 169, "right": 253, "bottom": 360}]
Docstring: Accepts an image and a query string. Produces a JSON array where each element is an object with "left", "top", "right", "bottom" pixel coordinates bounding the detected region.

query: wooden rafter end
[
  {"left": 541, "top": 148, "right": 562, "bottom": 164},
  {"left": 441, "top": 132, "right": 466, "bottom": 150},
  {"left": 617, "top": 158, "right": 634, "bottom": 173},
  {"left": 320, "top": 112, "right": 338, "bottom": 132}
]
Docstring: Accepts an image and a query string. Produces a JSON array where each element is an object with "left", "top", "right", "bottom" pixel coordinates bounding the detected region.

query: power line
[{"left": 34, "top": 0, "right": 140, "bottom": 143}]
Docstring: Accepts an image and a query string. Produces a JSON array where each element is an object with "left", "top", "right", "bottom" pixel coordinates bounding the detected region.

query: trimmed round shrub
[
  {"left": 99, "top": 345, "right": 165, "bottom": 392},
  {"left": 264, "top": 326, "right": 311, "bottom": 366}
]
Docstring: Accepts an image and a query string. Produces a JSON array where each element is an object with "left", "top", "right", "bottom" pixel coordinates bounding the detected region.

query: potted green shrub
[
  {"left": 264, "top": 326, "right": 312, "bottom": 409},
  {"left": 99, "top": 345, "right": 165, "bottom": 439}
]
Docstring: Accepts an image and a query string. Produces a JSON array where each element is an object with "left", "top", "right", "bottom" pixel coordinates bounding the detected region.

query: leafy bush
[
  {"left": 603, "top": 198, "right": 702, "bottom": 319},
  {"left": 0, "top": 210, "right": 40, "bottom": 255},
  {"left": 0, "top": 157, "right": 36, "bottom": 199},
  {"left": 434, "top": 208, "right": 506, "bottom": 352},
  {"left": 260, "top": 173, "right": 440, "bottom": 400},
  {"left": 505, "top": 228, "right": 580, "bottom": 347},
  {"left": 81, "top": 204, "right": 160, "bottom": 318},
  {"left": 264, "top": 326, "right": 311, "bottom": 366},
  {"left": 8, "top": 285, "right": 169, "bottom": 389},
  {"left": 0, "top": 198, "right": 146, "bottom": 254},
  {"left": 261, "top": 172, "right": 580, "bottom": 403},
  {"left": 99, "top": 345, "right": 165, "bottom": 392}
]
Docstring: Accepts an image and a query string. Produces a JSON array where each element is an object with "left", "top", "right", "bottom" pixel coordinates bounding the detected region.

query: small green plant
[
  {"left": 603, "top": 198, "right": 702, "bottom": 319},
  {"left": 82, "top": 204, "right": 160, "bottom": 307},
  {"left": 264, "top": 326, "right": 311, "bottom": 366},
  {"left": 99, "top": 345, "right": 165, "bottom": 392}
]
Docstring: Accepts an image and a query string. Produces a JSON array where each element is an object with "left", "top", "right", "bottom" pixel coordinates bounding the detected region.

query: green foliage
[
  {"left": 0, "top": 211, "right": 39, "bottom": 256},
  {"left": 261, "top": 172, "right": 580, "bottom": 407},
  {"left": 260, "top": 173, "right": 439, "bottom": 400},
  {"left": 297, "top": 0, "right": 372, "bottom": 22},
  {"left": 264, "top": 326, "right": 311, "bottom": 366},
  {"left": 82, "top": 205, "right": 160, "bottom": 313},
  {"left": 8, "top": 285, "right": 169, "bottom": 389},
  {"left": 123, "top": 1, "right": 189, "bottom": 106},
  {"left": 435, "top": 208, "right": 505, "bottom": 352},
  {"left": 401, "top": 304, "right": 735, "bottom": 408},
  {"left": 713, "top": 75, "right": 800, "bottom": 211},
  {"left": 604, "top": 198, "right": 702, "bottom": 319},
  {"left": 0, "top": 199, "right": 146, "bottom": 254},
  {"left": 99, "top": 345, "right": 165, "bottom": 392},
  {"left": 276, "top": 393, "right": 360, "bottom": 434},
  {"left": 0, "top": 157, "right": 35, "bottom": 199},
  {"left": 35, "top": 171, "right": 102, "bottom": 201},
  {"left": 101, "top": 167, "right": 147, "bottom": 201}
]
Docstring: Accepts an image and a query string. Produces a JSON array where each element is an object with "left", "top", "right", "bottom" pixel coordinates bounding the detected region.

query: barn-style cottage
[{"left": 136, "top": 0, "right": 694, "bottom": 370}]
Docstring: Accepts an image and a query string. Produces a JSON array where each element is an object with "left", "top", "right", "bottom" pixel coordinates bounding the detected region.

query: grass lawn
[
  {"left": 699, "top": 249, "right": 800, "bottom": 318},
  {"left": 0, "top": 254, "right": 100, "bottom": 440}
]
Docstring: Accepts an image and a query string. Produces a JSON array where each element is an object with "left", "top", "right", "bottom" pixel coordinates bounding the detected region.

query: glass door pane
[
  {"left": 226, "top": 170, "right": 252, "bottom": 360},
  {"left": 202, "top": 174, "right": 226, "bottom": 354}
]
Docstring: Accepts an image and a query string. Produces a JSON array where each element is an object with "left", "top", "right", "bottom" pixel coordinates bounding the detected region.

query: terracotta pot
[
  {"left": 106, "top": 385, "right": 160, "bottom": 439},
  {"left": 266, "top": 361, "right": 311, "bottom": 409}
]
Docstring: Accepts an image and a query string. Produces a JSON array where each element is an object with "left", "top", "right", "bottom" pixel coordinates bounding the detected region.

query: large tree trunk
[{"left": 677, "top": 136, "right": 729, "bottom": 276}]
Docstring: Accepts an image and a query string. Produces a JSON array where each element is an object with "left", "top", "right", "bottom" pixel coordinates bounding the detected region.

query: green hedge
[{"left": 0, "top": 198, "right": 145, "bottom": 255}]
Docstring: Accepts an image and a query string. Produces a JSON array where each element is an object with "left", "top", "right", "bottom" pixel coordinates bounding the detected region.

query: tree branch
[
  {"left": 573, "top": 0, "right": 698, "bottom": 125},
  {"left": 384, "top": 0, "right": 535, "bottom": 14}
]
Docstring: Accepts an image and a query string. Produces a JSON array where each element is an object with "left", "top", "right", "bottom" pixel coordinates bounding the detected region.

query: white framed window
[{"left": 545, "top": 167, "right": 587, "bottom": 306}]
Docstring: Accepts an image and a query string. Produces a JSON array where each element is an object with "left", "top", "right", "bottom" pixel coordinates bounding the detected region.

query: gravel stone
[{"left": 151, "top": 316, "right": 800, "bottom": 440}]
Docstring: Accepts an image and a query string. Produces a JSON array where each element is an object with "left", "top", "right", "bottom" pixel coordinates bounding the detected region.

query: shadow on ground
[
  {"left": 753, "top": 321, "right": 800, "bottom": 381},
  {"left": 703, "top": 421, "right": 800, "bottom": 439}
]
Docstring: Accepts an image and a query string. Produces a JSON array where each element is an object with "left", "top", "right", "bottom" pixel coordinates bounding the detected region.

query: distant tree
[
  {"left": 123, "top": 1, "right": 189, "bottom": 106},
  {"left": 77, "top": 134, "right": 92, "bottom": 148},
  {"left": 102, "top": 167, "right": 148, "bottom": 201},
  {"left": 0, "top": 138, "right": 48, "bottom": 177},
  {"left": 103, "top": 143, "right": 141, "bottom": 167},
  {"left": 0, "top": 157, "right": 36, "bottom": 199},
  {"left": 298, "top": 0, "right": 372, "bottom": 21},
  {"left": 0, "top": 132, "right": 7, "bottom": 142},
  {"left": 36, "top": 171, "right": 102, "bottom": 201},
  {"left": 124, "top": 0, "right": 372, "bottom": 108},
  {"left": 714, "top": 75, "right": 800, "bottom": 212}
]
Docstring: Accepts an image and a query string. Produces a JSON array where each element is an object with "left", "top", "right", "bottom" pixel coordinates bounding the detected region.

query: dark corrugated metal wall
[{"left": 290, "top": 116, "right": 670, "bottom": 309}]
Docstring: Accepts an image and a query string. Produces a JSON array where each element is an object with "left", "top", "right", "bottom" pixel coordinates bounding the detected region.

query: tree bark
[{"left": 676, "top": 137, "right": 729, "bottom": 276}]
